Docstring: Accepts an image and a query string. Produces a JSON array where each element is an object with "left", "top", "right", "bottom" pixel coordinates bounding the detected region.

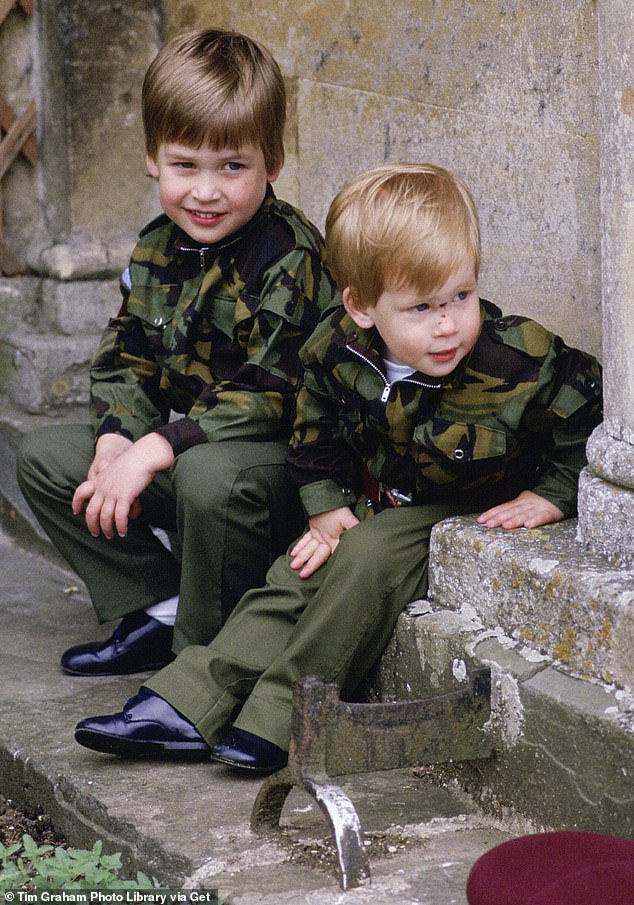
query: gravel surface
[{"left": 0, "top": 794, "right": 66, "bottom": 849}]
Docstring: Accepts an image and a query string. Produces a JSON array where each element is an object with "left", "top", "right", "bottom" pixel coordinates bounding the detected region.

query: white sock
[{"left": 144, "top": 595, "right": 179, "bottom": 627}]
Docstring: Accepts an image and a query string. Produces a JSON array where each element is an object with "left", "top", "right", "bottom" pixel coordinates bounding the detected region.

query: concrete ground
[{"left": 0, "top": 526, "right": 513, "bottom": 903}]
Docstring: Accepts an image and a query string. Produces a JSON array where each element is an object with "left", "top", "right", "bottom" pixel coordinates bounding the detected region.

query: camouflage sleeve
[
  {"left": 157, "top": 245, "right": 340, "bottom": 451},
  {"left": 89, "top": 269, "right": 171, "bottom": 442},
  {"left": 527, "top": 343, "right": 603, "bottom": 517},
  {"left": 287, "top": 325, "right": 360, "bottom": 516}
]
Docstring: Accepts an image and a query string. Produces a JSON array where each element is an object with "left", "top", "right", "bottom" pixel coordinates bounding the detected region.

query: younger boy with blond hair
[
  {"left": 73, "top": 163, "right": 602, "bottom": 771},
  {"left": 17, "top": 28, "right": 339, "bottom": 675}
]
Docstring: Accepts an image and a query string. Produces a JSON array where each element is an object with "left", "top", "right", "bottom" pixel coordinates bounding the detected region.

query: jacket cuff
[
  {"left": 299, "top": 479, "right": 357, "bottom": 517},
  {"left": 155, "top": 417, "right": 208, "bottom": 456}
]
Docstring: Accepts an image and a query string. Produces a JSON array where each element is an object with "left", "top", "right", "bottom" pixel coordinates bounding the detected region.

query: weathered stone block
[
  {"left": 0, "top": 277, "right": 40, "bottom": 332},
  {"left": 578, "top": 467, "right": 634, "bottom": 567},
  {"left": 464, "top": 645, "right": 634, "bottom": 836},
  {"left": 39, "top": 279, "right": 120, "bottom": 335},
  {"left": 38, "top": 244, "right": 111, "bottom": 281},
  {"left": 428, "top": 516, "right": 634, "bottom": 687},
  {"left": 210, "top": 0, "right": 597, "bottom": 135},
  {"left": 585, "top": 423, "right": 634, "bottom": 490},
  {"left": 34, "top": 242, "right": 135, "bottom": 282},
  {"left": 52, "top": 1, "right": 160, "bottom": 245},
  {"left": 367, "top": 605, "right": 484, "bottom": 702},
  {"left": 0, "top": 332, "right": 97, "bottom": 412},
  {"left": 374, "top": 607, "right": 634, "bottom": 835}
]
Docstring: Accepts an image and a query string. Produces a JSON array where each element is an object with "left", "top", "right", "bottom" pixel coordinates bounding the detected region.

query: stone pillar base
[{"left": 577, "top": 424, "right": 634, "bottom": 566}]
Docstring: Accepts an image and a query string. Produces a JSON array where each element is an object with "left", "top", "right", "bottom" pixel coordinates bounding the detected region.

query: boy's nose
[
  {"left": 433, "top": 311, "right": 457, "bottom": 334},
  {"left": 191, "top": 175, "right": 221, "bottom": 202}
]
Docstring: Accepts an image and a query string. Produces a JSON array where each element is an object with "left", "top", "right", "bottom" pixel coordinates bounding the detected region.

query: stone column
[{"left": 577, "top": 0, "right": 634, "bottom": 564}]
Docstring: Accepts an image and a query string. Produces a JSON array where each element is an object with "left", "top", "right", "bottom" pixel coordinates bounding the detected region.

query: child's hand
[
  {"left": 290, "top": 506, "right": 359, "bottom": 578},
  {"left": 87, "top": 433, "right": 134, "bottom": 481},
  {"left": 477, "top": 490, "right": 564, "bottom": 530},
  {"left": 73, "top": 434, "right": 138, "bottom": 532},
  {"left": 72, "top": 433, "right": 174, "bottom": 539}
]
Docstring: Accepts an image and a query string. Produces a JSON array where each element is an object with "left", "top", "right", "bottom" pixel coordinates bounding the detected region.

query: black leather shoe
[
  {"left": 74, "top": 688, "right": 211, "bottom": 758},
  {"left": 61, "top": 611, "right": 175, "bottom": 676},
  {"left": 210, "top": 727, "right": 288, "bottom": 774}
]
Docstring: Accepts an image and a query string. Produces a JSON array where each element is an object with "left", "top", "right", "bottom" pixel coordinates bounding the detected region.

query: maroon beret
[{"left": 466, "top": 831, "right": 634, "bottom": 905}]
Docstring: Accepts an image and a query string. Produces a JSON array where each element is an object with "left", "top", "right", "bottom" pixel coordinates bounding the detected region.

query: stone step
[
  {"left": 368, "top": 575, "right": 634, "bottom": 836},
  {"left": 0, "top": 274, "right": 119, "bottom": 414},
  {"left": 422, "top": 516, "right": 634, "bottom": 834},
  {"left": 0, "top": 331, "right": 98, "bottom": 412},
  {"left": 0, "top": 274, "right": 120, "bottom": 336},
  {"left": 428, "top": 514, "right": 634, "bottom": 689},
  {"left": 0, "top": 527, "right": 512, "bottom": 903},
  {"left": 0, "top": 403, "right": 88, "bottom": 561}
]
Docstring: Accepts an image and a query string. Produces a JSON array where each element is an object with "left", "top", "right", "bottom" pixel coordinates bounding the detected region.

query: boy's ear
[
  {"left": 145, "top": 153, "right": 159, "bottom": 179},
  {"left": 342, "top": 287, "right": 375, "bottom": 329},
  {"left": 266, "top": 164, "right": 281, "bottom": 184}
]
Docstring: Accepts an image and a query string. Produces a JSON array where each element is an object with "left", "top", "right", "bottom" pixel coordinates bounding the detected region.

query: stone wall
[
  {"left": 36, "top": 1, "right": 161, "bottom": 252},
  {"left": 2, "top": 0, "right": 161, "bottom": 274},
  {"left": 162, "top": 0, "right": 602, "bottom": 358},
  {"left": 1, "top": 1, "right": 603, "bottom": 358}
]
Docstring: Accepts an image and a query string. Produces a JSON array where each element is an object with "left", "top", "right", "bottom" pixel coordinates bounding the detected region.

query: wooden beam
[
  {"left": 0, "top": 184, "right": 22, "bottom": 275},
  {"left": 0, "top": 0, "right": 17, "bottom": 30},
  {"left": 0, "top": 96, "right": 37, "bottom": 163},
  {"left": 0, "top": 99, "right": 36, "bottom": 181},
  {"left": 0, "top": 0, "right": 32, "bottom": 30},
  {"left": 0, "top": 243, "right": 22, "bottom": 275},
  {"left": 0, "top": 0, "right": 33, "bottom": 274}
]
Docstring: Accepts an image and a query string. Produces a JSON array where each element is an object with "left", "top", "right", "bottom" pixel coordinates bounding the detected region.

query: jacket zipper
[
  {"left": 346, "top": 344, "right": 442, "bottom": 402},
  {"left": 177, "top": 244, "right": 209, "bottom": 270}
]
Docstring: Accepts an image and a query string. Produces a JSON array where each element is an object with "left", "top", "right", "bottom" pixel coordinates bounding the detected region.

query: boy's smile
[
  {"left": 146, "top": 142, "right": 280, "bottom": 245},
  {"left": 344, "top": 260, "right": 481, "bottom": 378}
]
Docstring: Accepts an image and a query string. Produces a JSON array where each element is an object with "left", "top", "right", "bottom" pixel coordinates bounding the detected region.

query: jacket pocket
[
  {"left": 414, "top": 419, "right": 507, "bottom": 465},
  {"left": 548, "top": 377, "right": 600, "bottom": 420},
  {"left": 125, "top": 283, "right": 178, "bottom": 330}
]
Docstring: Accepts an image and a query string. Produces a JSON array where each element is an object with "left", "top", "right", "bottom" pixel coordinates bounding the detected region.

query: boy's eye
[
  {"left": 224, "top": 161, "right": 243, "bottom": 171},
  {"left": 174, "top": 161, "right": 194, "bottom": 169},
  {"left": 414, "top": 302, "right": 430, "bottom": 312}
]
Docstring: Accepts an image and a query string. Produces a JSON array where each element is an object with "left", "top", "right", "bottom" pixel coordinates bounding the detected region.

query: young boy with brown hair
[
  {"left": 16, "top": 28, "right": 340, "bottom": 674},
  {"left": 73, "top": 163, "right": 602, "bottom": 771}
]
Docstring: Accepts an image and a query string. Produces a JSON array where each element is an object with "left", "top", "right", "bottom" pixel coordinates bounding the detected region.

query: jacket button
[
  {"left": 494, "top": 319, "right": 507, "bottom": 331},
  {"left": 454, "top": 448, "right": 466, "bottom": 461},
  {"left": 584, "top": 378, "right": 597, "bottom": 391}
]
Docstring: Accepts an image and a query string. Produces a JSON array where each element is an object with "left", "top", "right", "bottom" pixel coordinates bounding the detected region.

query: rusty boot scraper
[{"left": 251, "top": 666, "right": 493, "bottom": 890}]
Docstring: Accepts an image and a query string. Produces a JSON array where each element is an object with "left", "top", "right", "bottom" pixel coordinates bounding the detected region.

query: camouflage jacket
[
  {"left": 89, "top": 188, "right": 341, "bottom": 455},
  {"left": 287, "top": 300, "right": 603, "bottom": 519}
]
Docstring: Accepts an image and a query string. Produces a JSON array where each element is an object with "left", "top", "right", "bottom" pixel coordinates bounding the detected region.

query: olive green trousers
[
  {"left": 145, "top": 498, "right": 475, "bottom": 750},
  {"left": 16, "top": 424, "right": 304, "bottom": 650}
]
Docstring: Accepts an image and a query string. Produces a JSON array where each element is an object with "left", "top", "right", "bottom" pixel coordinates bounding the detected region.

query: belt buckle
[{"left": 382, "top": 486, "right": 413, "bottom": 508}]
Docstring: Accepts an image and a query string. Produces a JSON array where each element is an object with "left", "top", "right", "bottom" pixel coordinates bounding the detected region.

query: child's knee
[
  {"left": 17, "top": 425, "right": 92, "bottom": 490},
  {"left": 16, "top": 429, "right": 47, "bottom": 479},
  {"left": 335, "top": 516, "right": 389, "bottom": 563}
]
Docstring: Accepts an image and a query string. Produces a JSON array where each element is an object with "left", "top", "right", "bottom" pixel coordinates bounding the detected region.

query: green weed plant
[{"left": 0, "top": 834, "right": 157, "bottom": 891}]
